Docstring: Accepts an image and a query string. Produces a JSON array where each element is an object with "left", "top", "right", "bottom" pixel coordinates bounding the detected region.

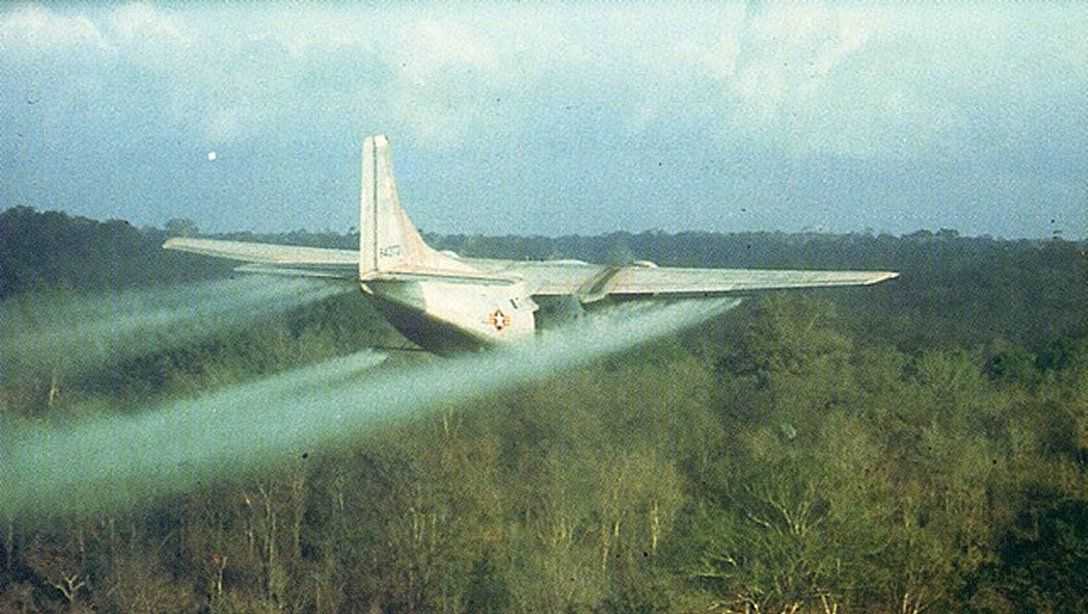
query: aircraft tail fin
[{"left": 359, "top": 135, "right": 471, "bottom": 279}]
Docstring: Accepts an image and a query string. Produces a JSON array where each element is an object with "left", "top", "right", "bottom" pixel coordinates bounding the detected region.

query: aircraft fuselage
[{"left": 360, "top": 279, "right": 538, "bottom": 354}]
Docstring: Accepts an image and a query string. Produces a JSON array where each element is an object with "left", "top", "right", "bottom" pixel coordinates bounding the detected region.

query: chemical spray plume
[
  {"left": 0, "top": 277, "right": 350, "bottom": 382},
  {"left": 1, "top": 350, "right": 389, "bottom": 519},
  {"left": 1, "top": 298, "right": 738, "bottom": 521}
]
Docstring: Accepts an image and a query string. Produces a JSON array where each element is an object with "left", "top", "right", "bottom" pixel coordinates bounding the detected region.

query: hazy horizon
[{"left": 2, "top": 3, "right": 1085, "bottom": 240}]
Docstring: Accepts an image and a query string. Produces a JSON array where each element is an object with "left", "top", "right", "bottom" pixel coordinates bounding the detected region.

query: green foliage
[
  {"left": 986, "top": 342, "right": 1039, "bottom": 386},
  {"left": 0, "top": 207, "right": 232, "bottom": 299},
  {"left": 2, "top": 208, "right": 1086, "bottom": 611},
  {"left": 971, "top": 496, "right": 1088, "bottom": 613}
]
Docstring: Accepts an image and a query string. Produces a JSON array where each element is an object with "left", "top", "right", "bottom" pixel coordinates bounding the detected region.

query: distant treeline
[
  {"left": 5, "top": 206, "right": 1085, "bottom": 352},
  {"left": 0, "top": 207, "right": 233, "bottom": 299},
  {"left": 2, "top": 206, "right": 1088, "bottom": 612}
]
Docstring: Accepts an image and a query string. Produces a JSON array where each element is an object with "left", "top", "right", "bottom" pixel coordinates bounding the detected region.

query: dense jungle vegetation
[{"left": 1, "top": 205, "right": 1086, "bottom": 613}]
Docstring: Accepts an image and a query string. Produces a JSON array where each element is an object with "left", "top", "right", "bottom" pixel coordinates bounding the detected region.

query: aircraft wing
[
  {"left": 163, "top": 238, "right": 358, "bottom": 279},
  {"left": 600, "top": 266, "right": 899, "bottom": 297},
  {"left": 499, "top": 261, "right": 898, "bottom": 300}
]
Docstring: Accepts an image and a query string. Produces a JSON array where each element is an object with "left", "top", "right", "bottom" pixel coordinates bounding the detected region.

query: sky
[{"left": 1, "top": 2, "right": 1085, "bottom": 239}]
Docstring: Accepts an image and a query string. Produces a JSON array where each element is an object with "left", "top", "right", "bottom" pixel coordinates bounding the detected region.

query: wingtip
[{"left": 867, "top": 271, "right": 900, "bottom": 284}]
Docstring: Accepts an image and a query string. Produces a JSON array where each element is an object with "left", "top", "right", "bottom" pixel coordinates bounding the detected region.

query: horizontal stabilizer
[
  {"left": 164, "top": 238, "right": 358, "bottom": 279},
  {"left": 233, "top": 263, "right": 359, "bottom": 280}
]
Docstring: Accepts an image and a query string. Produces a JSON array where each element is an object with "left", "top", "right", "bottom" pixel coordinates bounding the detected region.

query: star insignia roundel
[{"left": 487, "top": 309, "right": 512, "bottom": 331}]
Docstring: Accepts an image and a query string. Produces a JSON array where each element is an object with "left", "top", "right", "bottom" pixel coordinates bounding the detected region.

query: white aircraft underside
[{"left": 165, "top": 135, "right": 898, "bottom": 354}]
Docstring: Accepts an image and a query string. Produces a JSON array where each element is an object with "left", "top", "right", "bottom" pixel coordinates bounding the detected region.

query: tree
[
  {"left": 165, "top": 218, "right": 199, "bottom": 238},
  {"left": 974, "top": 497, "right": 1088, "bottom": 613}
]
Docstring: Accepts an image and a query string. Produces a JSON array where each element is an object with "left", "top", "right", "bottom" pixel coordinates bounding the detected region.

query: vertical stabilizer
[
  {"left": 359, "top": 135, "right": 480, "bottom": 279},
  {"left": 361, "top": 135, "right": 418, "bottom": 277}
]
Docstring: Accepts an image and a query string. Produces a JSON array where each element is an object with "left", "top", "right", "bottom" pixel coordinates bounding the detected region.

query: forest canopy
[{"left": 1, "top": 205, "right": 1086, "bottom": 613}]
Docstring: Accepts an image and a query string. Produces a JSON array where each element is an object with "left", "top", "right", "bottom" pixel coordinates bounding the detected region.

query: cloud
[
  {"left": 0, "top": 4, "right": 108, "bottom": 50},
  {"left": 0, "top": 2, "right": 190, "bottom": 53},
  {"left": 109, "top": 3, "right": 190, "bottom": 47},
  {"left": 723, "top": 4, "right": 893, "bottom": 151},
  {"left": 395, "top": 18, "right": 500, "bottom": 84},
  {"left": 0, "top": 4, "right": 952, "bottom": 153},
  {"left": 1, "top": 3, "right": 1086, "bottom": 237}
]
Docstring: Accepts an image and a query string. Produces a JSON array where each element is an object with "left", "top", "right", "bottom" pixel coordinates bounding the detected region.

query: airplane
[{"left": 164, "top": 135, "right": 898, "bottom": 355}]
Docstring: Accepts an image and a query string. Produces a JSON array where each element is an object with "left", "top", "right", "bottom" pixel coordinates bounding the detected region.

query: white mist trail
[
  {"left": 0, "top": 277, "right": 350, "bottom": 380},
  {"left": 2, "top": 298, "right": 739, "bottom": 520},
  {"left": 2, "top": 350, "right": 390, "bottom": 517}
]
